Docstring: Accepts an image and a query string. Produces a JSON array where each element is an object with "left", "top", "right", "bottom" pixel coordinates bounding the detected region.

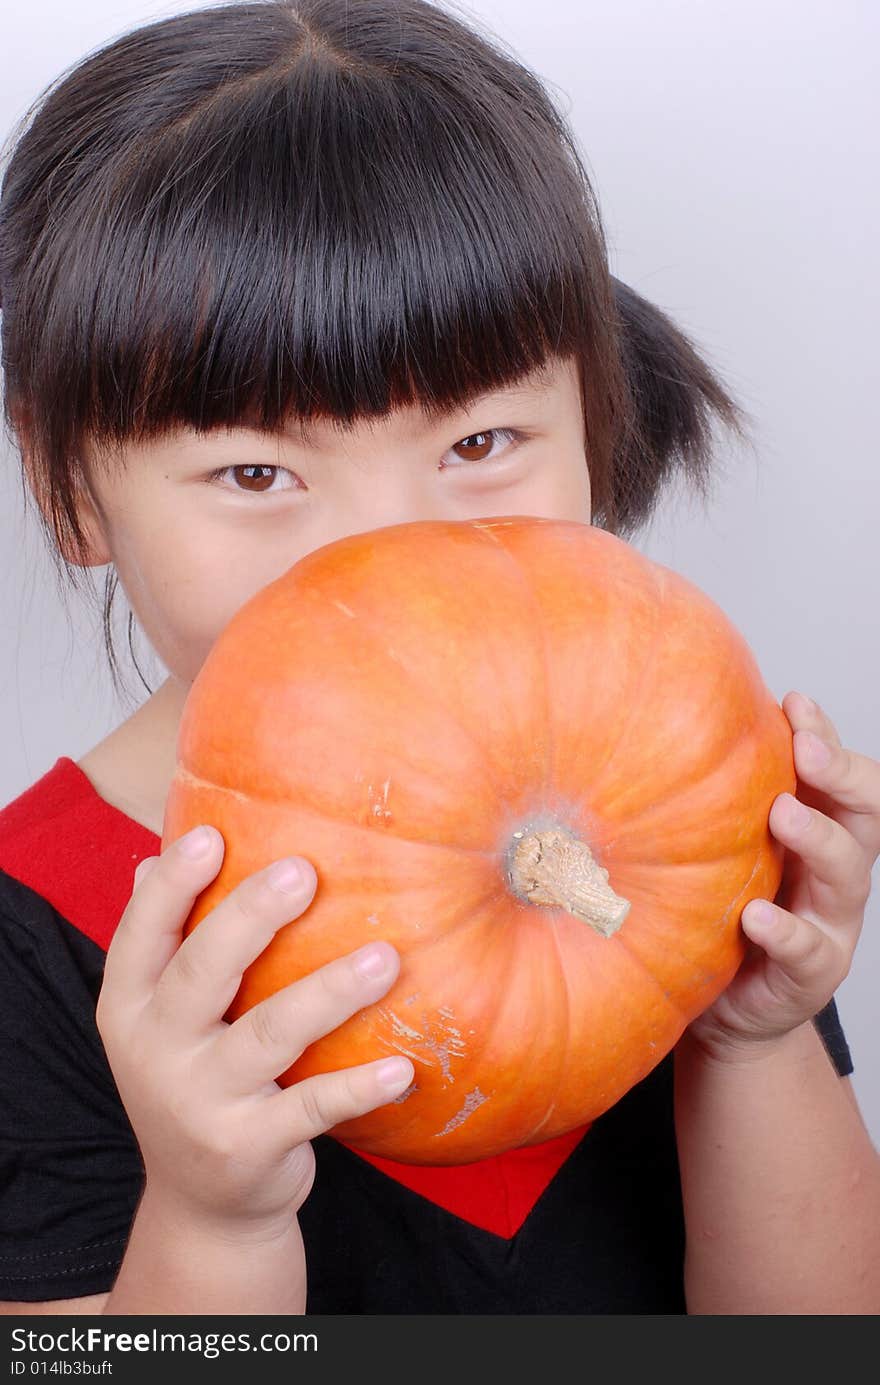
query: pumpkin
[{"left": 161, "top": 516, "right": 794, "bottom": 1164}]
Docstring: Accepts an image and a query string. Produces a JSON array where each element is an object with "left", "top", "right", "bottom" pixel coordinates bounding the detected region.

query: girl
[{"left": 0, "top": 0, "right": 878, "bottom": 1315}]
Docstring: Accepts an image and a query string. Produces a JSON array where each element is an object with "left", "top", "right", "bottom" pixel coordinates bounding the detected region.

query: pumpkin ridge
[
  {"left": 365, "top": 881, "right": 509, "bottom": 959},
  {"left": 468, "top": 520, "right": 556, "bottom": 799},
  {"left": 612, "top": 848, "right": 760, "bottom": 872},
  {"left": 579, "top": 563, "right": 668, "bottom": 808},
  {"left": 171, "top": 767, "right": 505, "bottom": 858},
  {"left": 534, "top": 907, "right": 571, "bottom": 1137},
  {"left": 505, "top": 905, "right": 576, "bottom": 1144},
  {"left": 447, "top": 902, "right": 574, "bottom": 1146},
  {"left": 610, "top": 839, "right": 760, "bottom": 871},
  {"left": 612, "top": 925, "right": 690, "bottom": 1026},
  {"left": 308, "top": 580, "right": 541, "bottom": 800},
  {"left": 605, "top": 720, "right": 778, "bottom": 866}
]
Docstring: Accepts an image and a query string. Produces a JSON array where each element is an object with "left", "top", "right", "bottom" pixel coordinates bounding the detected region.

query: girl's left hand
[{"left": 686, "top": 691, "right": 880, "bottom": 1057}]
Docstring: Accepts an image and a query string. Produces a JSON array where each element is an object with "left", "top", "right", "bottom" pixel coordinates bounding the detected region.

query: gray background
[{"left": 1, "top": 1, "right": 877, "bottom": 1143}]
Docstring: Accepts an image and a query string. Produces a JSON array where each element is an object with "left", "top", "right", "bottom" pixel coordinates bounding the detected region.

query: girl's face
[{"left": 75, "top": 353, "right": 591, "bottom": 687}]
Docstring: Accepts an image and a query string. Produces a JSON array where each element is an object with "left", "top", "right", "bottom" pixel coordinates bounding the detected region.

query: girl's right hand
[{"left": 96, "top": 824, "right": 414, "bottom": 1238}]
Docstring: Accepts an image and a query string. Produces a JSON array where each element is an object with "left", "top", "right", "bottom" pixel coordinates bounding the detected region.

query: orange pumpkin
[{"left": 162, "top": 517, "right": 794, "bottom": 1164}]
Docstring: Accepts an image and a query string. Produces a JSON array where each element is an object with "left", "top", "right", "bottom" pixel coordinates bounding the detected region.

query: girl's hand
[
  {"left": 686, "top": 691, "right": 880, "bottom": 1059},
  {"left": 96, "top": 826, "right": 414, "bottom": 1238}
]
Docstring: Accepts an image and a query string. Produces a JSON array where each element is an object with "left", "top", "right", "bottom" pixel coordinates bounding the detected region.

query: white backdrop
[{"left": 1, "top": 0, "right": 877, "bottom": 1145}]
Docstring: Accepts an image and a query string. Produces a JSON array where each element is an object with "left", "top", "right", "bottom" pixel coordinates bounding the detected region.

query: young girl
[{"left": 0, "top": 0, "right": 878, "bottom": 1316}]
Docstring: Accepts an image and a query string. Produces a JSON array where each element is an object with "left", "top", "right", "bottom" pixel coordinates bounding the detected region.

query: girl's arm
[
  {"left": 674, "top": 1023, "right": 880, "bottom": 1314},
  {"left": 673, "top": 690, "right": 880, "bottom": 1314},
  {"left": 103, "top": 1187, "right": 308, "bottom": 1315}
]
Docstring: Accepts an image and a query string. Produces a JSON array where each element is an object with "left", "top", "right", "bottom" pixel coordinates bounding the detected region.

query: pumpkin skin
[{"left": 161, "top": 517, "right": 794, "bottom": 1164}]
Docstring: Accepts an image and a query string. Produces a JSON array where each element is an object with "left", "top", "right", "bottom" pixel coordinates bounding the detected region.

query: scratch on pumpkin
[
  {"left": 722, "top": 853, "right": 765, "bottom": 928},
  {"left": 172, "top": 766, "right": 250, "bottom": 805},
  {"left": 470, "top": 520, "right": 516, "bottom": 544},
  {"left": 332, "top": 599, "right": 357, "bottom": 619},
  {"left": 392, "top": 1082, "right": 418, "bottom": 1104},
  {"left": 434, "top": 1087, "right": 489, "bottom": 1137},
  {"left": 366, "top": 779, "right": 393, "bottom": 824},
  {"left": 377, "top": 1006, "right": 467, "bottom": 1082}
]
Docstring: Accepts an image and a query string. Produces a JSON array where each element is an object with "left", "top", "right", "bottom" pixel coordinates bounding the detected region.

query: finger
[
  {"left": 102, "top": 826, "right": 226, "bottom": 1010},
  {"left": 790, "top": 726, "right": 880, "bottom": 861},
  {"left": 767, "top": 792, "right": 872, "bottom": 928},
  {"left": 260, "top": 1053, "right": 415, "bottom": 1162},
  {"left": 740, "top": 899, "right": 850, "bottom": 1000},
  {"left": 782, "top": 691, "right": 843, "bottom": 749},
  {"left": 152, "top": 854, "right": 318, "bottom": 1035},
  {"left": 214, "top": 941, "right": 401, "bottom": 1091},
  {"left": 215, "top": 941, "right": 404, "bottom": 1095}
]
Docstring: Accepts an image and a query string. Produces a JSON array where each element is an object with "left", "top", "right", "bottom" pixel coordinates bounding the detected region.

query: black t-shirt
[{"left": 0, "top": 758, "right": 854, "bottom": 1310}]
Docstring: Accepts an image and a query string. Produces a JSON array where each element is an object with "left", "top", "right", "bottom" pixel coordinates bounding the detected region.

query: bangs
[{"left": 11, "top": 5, "right": 607, "bottom": 464}]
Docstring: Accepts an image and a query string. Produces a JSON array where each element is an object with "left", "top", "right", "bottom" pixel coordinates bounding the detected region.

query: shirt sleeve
[
  {"left": 813, "top": 996, "right": 854, "bottom": 1078},
  {"left": 0, "top": 876, "right": 144, "bottom": 1301}
]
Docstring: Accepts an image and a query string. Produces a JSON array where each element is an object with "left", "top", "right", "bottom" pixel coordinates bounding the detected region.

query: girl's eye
[
  {"left": 442, "top": 427, "right": 524, "bottom": 469},
  {"left": 205, "top": 463, "right": 301, "bottom": 494},
  {"left": 205, "top": 428, "right": 525, "bottom": 494}
]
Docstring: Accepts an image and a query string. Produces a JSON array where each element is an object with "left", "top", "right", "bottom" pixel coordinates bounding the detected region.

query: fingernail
[
  {"left": 266, "top": 858, "right": 310, "bottom": 892},
  {"left": 744, "top": 899, "right": 775, "bottom": 929},
  {"left": 783, "top": 793, "right": 811, "bottom": 829},
  {"left": 179, "top": 825, "right": 214, "bottom": 858},
  {"left": 376, "top": 1057, "right": 413, "bottom": 1089},
  {"left": 354, "top": 944, "right": 392, "bottom": 979},
  {"left": 801, "top": 730, "right": 832, "bottom": 768},
  {"left": 134, "top": 856, "right": 158, "bottom": 884},
  {"left": 798, "top": 692, "right": 818, "bottom": 713}
]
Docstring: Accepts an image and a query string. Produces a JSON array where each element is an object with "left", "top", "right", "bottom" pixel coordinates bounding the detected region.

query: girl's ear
[
  {"left": 64, "top": 471, "right": 113, "bottom": 569},
  {"left": 13, "top": 407, "right": 112, "bottom": 568}
]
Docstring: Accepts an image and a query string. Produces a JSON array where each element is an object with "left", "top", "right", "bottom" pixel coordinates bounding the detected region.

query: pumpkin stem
[{"left": 507, "top": 826, "right": 630, "bottom": 937}]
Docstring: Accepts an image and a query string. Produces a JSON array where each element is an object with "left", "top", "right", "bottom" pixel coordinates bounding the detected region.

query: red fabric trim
[
  {"left": 0, "top": 755, "right": 590, "bottom": 1238},
  {"left": 0, "top": 756, "right": 157, "bottom": 952},
  {"left": 343, "top": 1126, "right": 588, "bottom": 1237}
]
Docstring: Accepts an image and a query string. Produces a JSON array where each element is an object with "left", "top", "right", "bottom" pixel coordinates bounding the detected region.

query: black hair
[{"left": 0, "top": 0, "right": 749, "bottom": 705}]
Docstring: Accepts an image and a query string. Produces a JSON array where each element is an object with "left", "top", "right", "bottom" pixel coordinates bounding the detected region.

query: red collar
[{"left": 0, "top": 756, "right": 589, "bottom": 1236}]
